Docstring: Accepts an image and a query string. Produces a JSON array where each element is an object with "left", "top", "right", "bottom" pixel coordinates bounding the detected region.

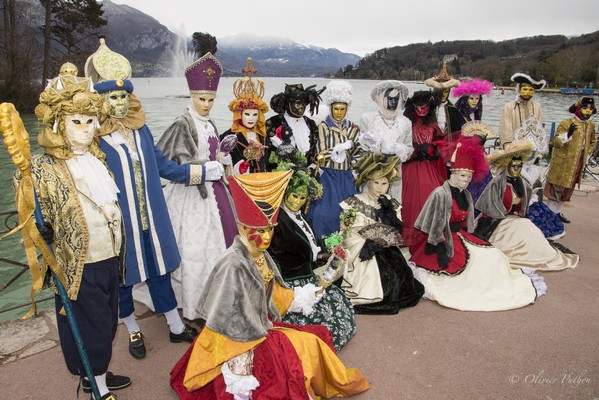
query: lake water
[{"left": 0, "top": 76, "right": 586, "bottom": 322}]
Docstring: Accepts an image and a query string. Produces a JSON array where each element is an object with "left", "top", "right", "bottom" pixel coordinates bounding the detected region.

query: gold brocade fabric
[
  {"left": 96, "top": 94, "right": 146, "bottom": 136},
  {"left": 183, "top": 327, "right": 265, "bottom": 391},
  {"left": 272, "top": 280, "right": 294, "bottom": 317},
  {"left": 117, "top": 127, "right": 149, "bottom": 230}
]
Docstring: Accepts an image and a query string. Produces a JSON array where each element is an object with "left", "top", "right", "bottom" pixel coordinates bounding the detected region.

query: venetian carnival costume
[
  {"left": 424, "top": 62, "right": 463, "bottom": 138},
  {"left": 459, "top": 121, "right": 496, "bottom": 207},
  {"left": 451, "top": 78, "right": 494, "bottom": 126},
  {"left": 86, "top": 38, "right": 199, "bottom": 359},
  {"left": 359, "top": 80, "right": 413, "bottom": 201},
  {"left": 268, "top": 169, "right": 357, "bottom": 351},
  {"left": 170, "top": 171, "right": 369, "bottom": 400},
  {"left": 544, "top": 96, "right": 597, "bottom": 222},
  {"left": 156, "top": 52, "right": 237, "bottom": 321},
  {"left": 401, "top": 91, "right": 447, "bottom": 246},
  {"left": 340, "top": 153, "right": 424, "bottom": 314},
  {"left": 307, "top": 80, "right": 362, "bottom": 240},
  {"left": 18, "top": 75, "right": 130, "bottom": 397},
  {"left": 220, "top": 58, "right": 272, "bottom": 174},
  {"left": 499, "top": 73, "right": 545, "bottom": 148},
  {"left": 266, "top": 83, "right": 325, "bottom": 164},
  {"left": 475, "top": 141, "right": 579, "bottom": 271},
  {"left": 410, "top": 141, "right": 539, "bottom": 312}
]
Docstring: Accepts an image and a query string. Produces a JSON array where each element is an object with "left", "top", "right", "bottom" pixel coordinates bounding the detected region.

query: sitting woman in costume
[
  {"left": 458, "top": 121, "right": 496, "bottom": 207},
  {"left": 401, "top": 90, "right": 447, "bottom": 246},
  {"left": 410, "top": 140, "right": 540, "bottom": 311},
  {"left": 268, "top": 168, "right": 356, "bottom": 351},
  {"left": 308, "top": 80, "right": 362, "bottom": 240},
  {"left": 170, "top": 171, "right": 369, "bottom": 400},
  {"left": 451, "top": 78, "right": 494, "bottom": 126},
  {"left": 474, "top": 141, "right": 579, "bottom": 271},
  {"left": 339, "top": 153, "right": 424, "bottom": 315},
  {"left": 220, "top": 58, "right": 271, "bottom": 174}
]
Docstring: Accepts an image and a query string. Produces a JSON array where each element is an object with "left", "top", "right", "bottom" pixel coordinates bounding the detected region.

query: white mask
[{"left": 65, "top": 114, "right": 98, "bottom": 155}]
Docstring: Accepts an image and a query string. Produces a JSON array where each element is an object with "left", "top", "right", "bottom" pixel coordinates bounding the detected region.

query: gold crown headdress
[{"left": 233, "top": 57, "right": 265, "bottom": 100}]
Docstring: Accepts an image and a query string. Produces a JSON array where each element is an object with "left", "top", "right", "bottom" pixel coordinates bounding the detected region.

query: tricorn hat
[
  {"left": 511, "top": 73, "right": 546, "bottom": 90},
  {"left": 568, "top": 96, "right": 597, "bottom": 114}
]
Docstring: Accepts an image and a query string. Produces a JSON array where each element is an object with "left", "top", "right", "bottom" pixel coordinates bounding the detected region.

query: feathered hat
[
  {"left": 446, "top": 139, "right": 489, "bottom": 183},
  {"left": 451, "top": 79, "right": 494, "bottom": 98},
  {"left": 323, "top": 80, "right": 354, "bottom": 107},
  {"left": 511, "top": 73, "right": 546, "bottom": 90},
  {"left": 185, "top": 52, "right": 223, "bottom": 95},
  {"left": 269, "top": 83, "right": 325, "bottom": 115},
  {"left": 424, "top": 62, "right": 460, "bottom": 90},
  {"left": 228, "top": 170, "right": 293, "bottom": 228}
]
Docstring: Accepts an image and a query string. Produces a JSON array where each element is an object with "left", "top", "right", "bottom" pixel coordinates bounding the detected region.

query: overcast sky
[{"left": 111, "top": 0, "right": 598, "bottom": 57}]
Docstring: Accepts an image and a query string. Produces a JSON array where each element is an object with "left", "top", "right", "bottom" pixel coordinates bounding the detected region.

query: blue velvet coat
[{"left": 100, "top": 125, "right": 191, "bottom": 286}]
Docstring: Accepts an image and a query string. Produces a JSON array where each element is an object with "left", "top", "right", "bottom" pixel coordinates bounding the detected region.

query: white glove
[
  {"left": 204, "top": 160, "right": 224, "bottom": 181},
  {"left": 221, "top": 360, "right": 259, "bottom": 400},
  {"left": 359, "top": 132, "right": 379, "bottom": 152},
  {"left": 391, "top": 142, "right": 411, "bottom": 163},
  {"left": 288, "top": 283, "right": 323, "bottom": 316},
  {"left": 270, "top": 136, "right": 283, "bottom": 148},
  {"left": 330, "top": 140, "right": 352, "bottom": 164},
  {"left": 339, "top": 140, "right": 353, "bottom": 151},
  {"left": 220, "top": 152, "right": 232, "bottom": 166}
]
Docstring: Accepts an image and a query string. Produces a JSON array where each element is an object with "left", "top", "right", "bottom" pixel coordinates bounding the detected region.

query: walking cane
[{"left": 0, "top": 103, "right": 102, "bottom": 400}]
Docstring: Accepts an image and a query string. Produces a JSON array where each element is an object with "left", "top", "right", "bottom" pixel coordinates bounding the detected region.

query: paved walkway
[{"left": 1, "top": 178, "right": 599, "bottom": 400}]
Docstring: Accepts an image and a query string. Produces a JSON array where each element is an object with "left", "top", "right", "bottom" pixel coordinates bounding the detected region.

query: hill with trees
[{"left": 336, "top": 31, "right": 599, "bottom": 89}]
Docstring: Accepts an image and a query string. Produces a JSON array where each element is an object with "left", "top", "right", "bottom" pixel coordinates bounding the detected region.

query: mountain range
[{"left": 101, "top": 0, "right": 360, "bottom": 77}]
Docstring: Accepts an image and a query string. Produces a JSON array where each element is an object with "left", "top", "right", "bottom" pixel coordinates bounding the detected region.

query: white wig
[{"left": 323, "top": 80, "right": 354, "bottom": 106}]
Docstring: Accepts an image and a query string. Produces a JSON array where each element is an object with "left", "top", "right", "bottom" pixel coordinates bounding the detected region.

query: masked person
[
  {"left": 307, "top": 80, "right": 361, "bottom": 240},
  {"left": 544, "top": 96, "right": 597, "bottom": 224},
  {"left": 359, "top": 80, "right": 413, "bottom": 201},
  {"left": 156, "top": 51, "right": 237, "bottom": 321},
  {"left": 85, "top": 38, "right": 199, "bottom": 360},
  {"left": 475, "top": 141, "right": 579, "bottom": 271},
  {"left": 268, "top": 168, "right": 356, "bottom": 351},
  {"left": 451, "top": 78, "right": 494, "bottom": 126},
  {"left": 409, "top": 140, "right": 540, "bottom": 311},
  {"left": 424, "top": 62, "right": 462, "bottom": 138},
  {"left": 220, "top": 58, "right": 271, "bottom": 174},
  {"left": 401, "top": 90, "right": 447, "bottom": 246},
  {"left": 266, "top": 82, "right": 325, "bottom": 164},
  {"left": 170, "top": 171, "right": 369, "bottom": 400},
  {"left": 340, "top": 153, "right": 424, "bottom": 314},
  {"left": 499, "top": 73, "right": 546, "bottom": 148},
  {"left": 23, "top": 76, "right": 130, "bottom": 399}
]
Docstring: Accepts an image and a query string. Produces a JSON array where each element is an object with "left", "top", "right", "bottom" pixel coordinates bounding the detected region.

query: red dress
[
  {"left": 401, "top": 118, "right": 447, "bottom": 246},
  {"left": 410, "top": 200, "right": 491, "bottom": 275}
]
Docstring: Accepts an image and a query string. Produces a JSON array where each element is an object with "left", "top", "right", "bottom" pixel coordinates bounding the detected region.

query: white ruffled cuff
[
  {"left": 221, "top": 362, "right": 260, "bottom": 400},
  {"left": 270, "top": 136, "right": 283, "bottom": 148},
  {"left": 288, "top": 283, "right": 322, "bottom": 316},
  {"left": 558, "top": 132, "right": 572, "bottom": 144}
]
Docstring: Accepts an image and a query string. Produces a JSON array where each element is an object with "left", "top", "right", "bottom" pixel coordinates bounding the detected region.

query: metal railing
[{"left": 0, "top": 209, "right": 53, "bottom": 317}]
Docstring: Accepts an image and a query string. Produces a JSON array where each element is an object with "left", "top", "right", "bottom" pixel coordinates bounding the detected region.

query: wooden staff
[{"left": 0, "top": 103, "right": 102, "bottom": 400}]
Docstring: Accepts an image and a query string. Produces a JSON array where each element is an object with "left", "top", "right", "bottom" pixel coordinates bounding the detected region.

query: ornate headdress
[
  {"left": 185, "top": 52, "right": 223, "bottom": 96},
  {"left": 354, "top": 152, "right": 400, "bottom": 188},
  {"left": 486, "top": 140, "right": 535, "bottom": 171},
  {"left": 447, "top": 139, "right": 489, "bottom": 183},
  {"left": 424, "top": 62, "right": 460, "bottom": 90},
  {"left": 269, "top": 83, "right": 326, "bottom": 115},
  {"left": 84, "top": 37, "right": 133, "bottom": 94},
  {"left": 227, "top": 57, "right": 269, "bottom": 137},
  {"left": 228, "top": 170, "right": 293, "bottom": 228},
  {"left": 451, "top": 79, "right": 494, "bottom": 98},
  {"left": 35, "top": 77, "right": 104, "bottom": 160}
]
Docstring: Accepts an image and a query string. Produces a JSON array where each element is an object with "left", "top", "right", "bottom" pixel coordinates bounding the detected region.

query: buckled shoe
[
  {"left": 129, "top": 331, "right": 146, "bottom": 359},
  {"left": 82, "top": 371, "right": 131, "bottom": 393},
  {"left": 169, "top": 324, "right": 198, "bottom": 343}
]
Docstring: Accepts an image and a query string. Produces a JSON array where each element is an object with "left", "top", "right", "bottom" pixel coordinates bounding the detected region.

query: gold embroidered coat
[
  {"left": 14, "top": 154, "right": 124, "bottom": 300},
  {"left": 546, "top": 117, "right": 596, "bottom": 189}
]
